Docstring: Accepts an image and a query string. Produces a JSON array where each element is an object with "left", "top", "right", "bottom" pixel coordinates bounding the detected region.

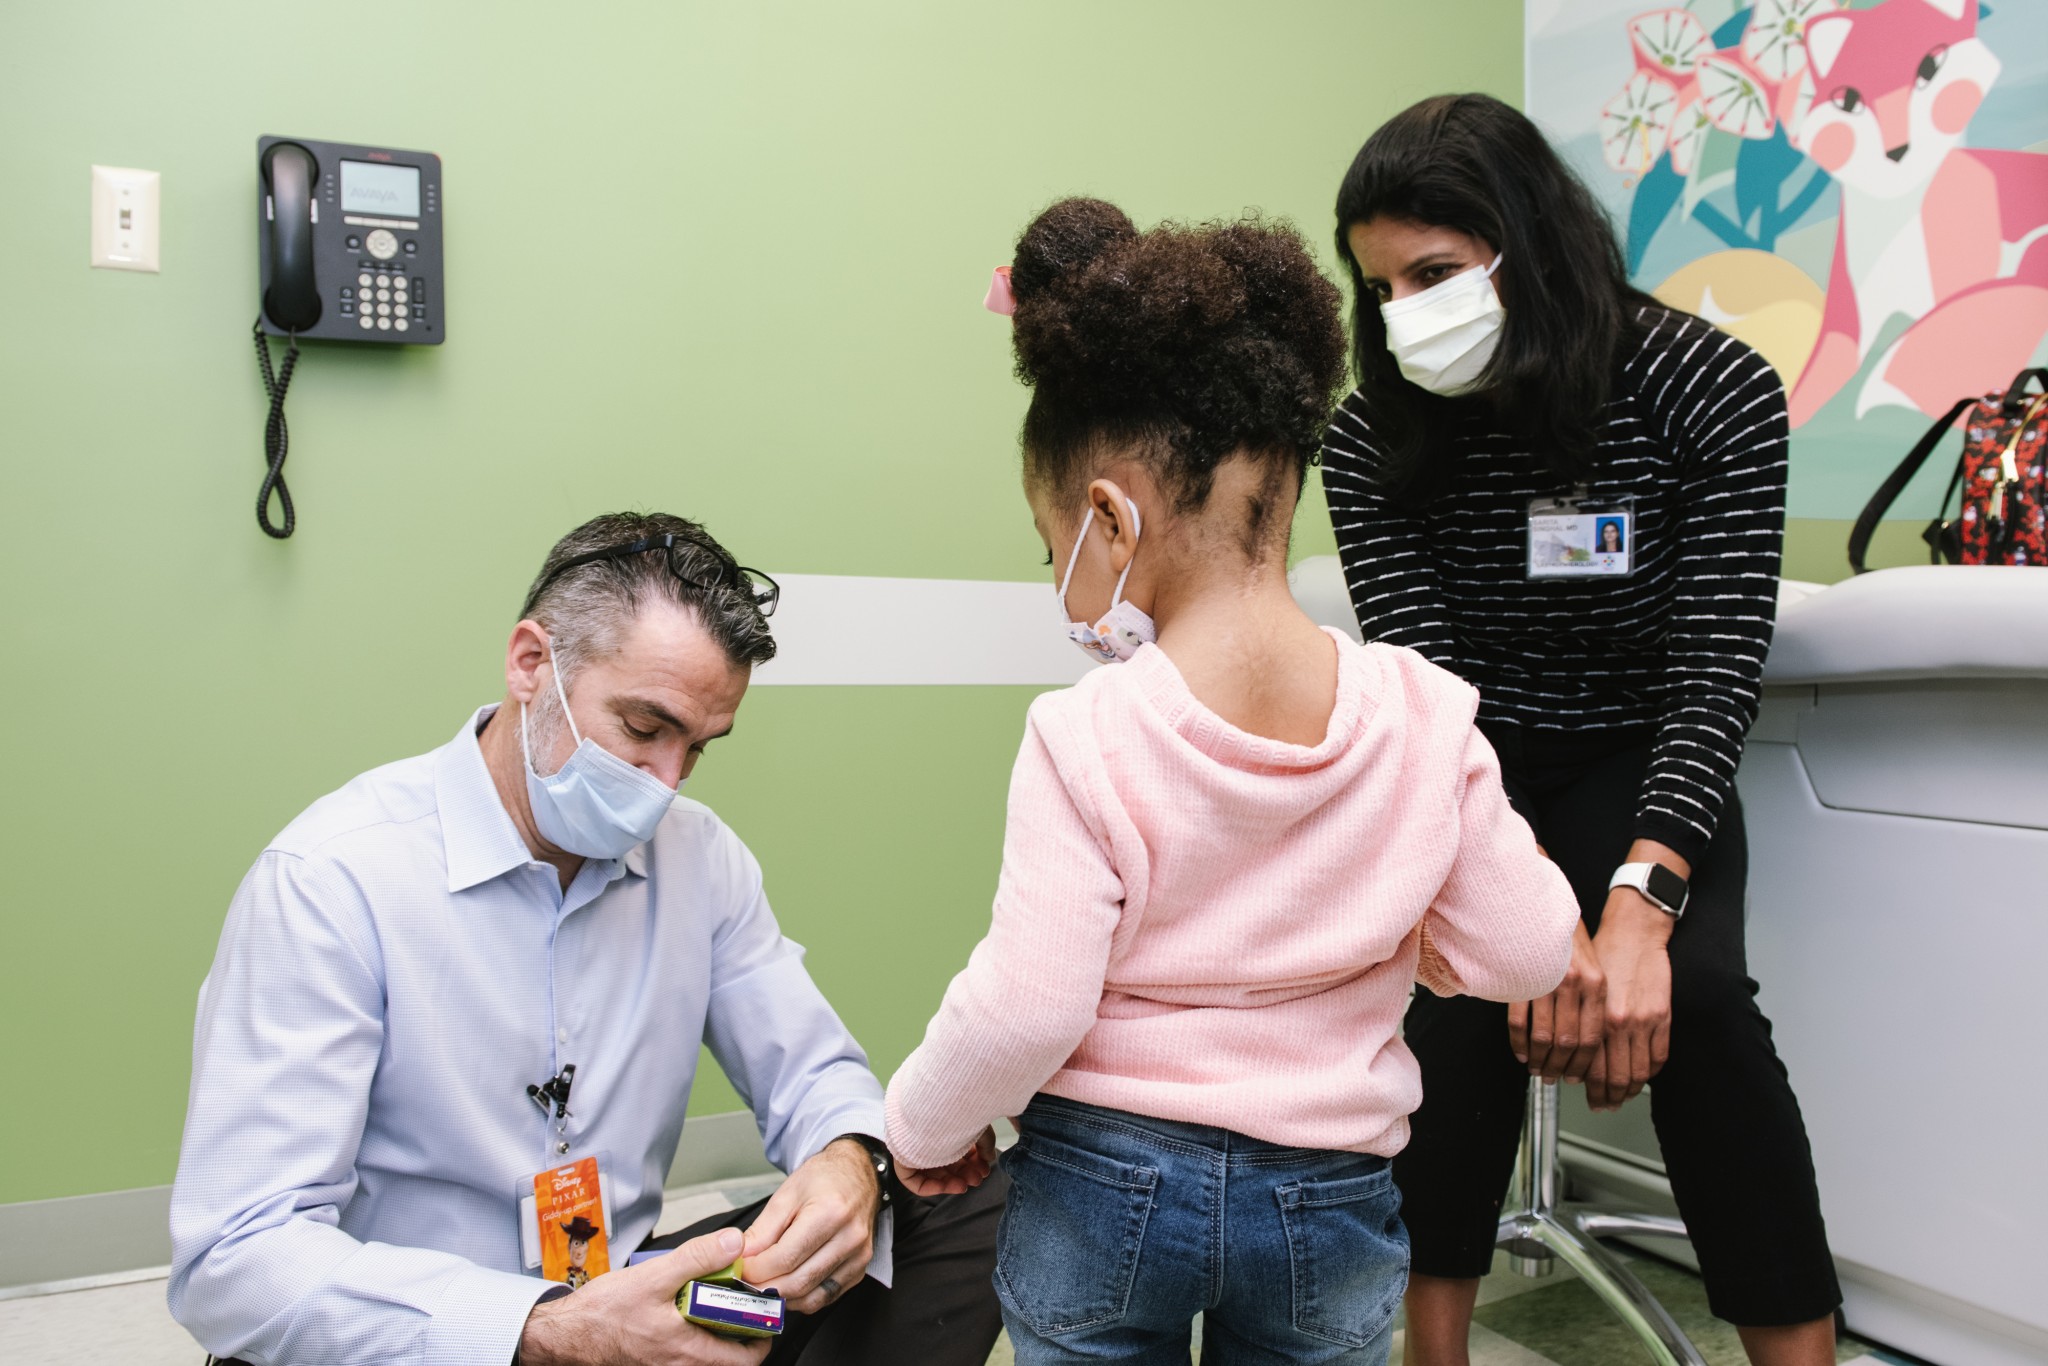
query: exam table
[{"left": 1287, "top": 558, "right": 2048, "bottom": 1365}]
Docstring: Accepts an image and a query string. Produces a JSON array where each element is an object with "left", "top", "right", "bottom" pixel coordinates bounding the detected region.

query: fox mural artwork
[
  {"left": 1536, "top": 0, "right": 2047, "bottom": 517},
  {"left": 1785, "top": 0, "right": 2048, "bottom": 424}
]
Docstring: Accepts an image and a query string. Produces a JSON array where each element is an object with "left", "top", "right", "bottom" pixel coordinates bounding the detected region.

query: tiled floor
[{"left": 0, "top": 1182, "right": 1918, "bottom": 1366}]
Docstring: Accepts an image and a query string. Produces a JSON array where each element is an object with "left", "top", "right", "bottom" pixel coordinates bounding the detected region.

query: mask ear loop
[
  {"left": 1058, "top": 500, "right": 1146, "bottom": 617},
  {"left": 520, "top": 644, "right": 584, "bottom": 778},
  {"left": 547, "top": 654, "right": 584, "bottom": 747},
  {"left": 1056, "top": 509, "right": 1096, "bottom": 616}
]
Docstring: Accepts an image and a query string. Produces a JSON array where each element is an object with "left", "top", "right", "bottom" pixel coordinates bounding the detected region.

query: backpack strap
[
  {"left": 1850, "top": 396, "right": 1977, "bottom": 574},
  {"left": 1999, "top": 367, "right": 2048, "bottom": 412},
  {"left": 1921, "top": 455, "right": 1968, "bottom": 564}
]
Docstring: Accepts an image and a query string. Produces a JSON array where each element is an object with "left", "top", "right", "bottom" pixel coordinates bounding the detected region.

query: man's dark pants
[{"left": 641, "top": 1169, "right": 1009, "bottom": 1365}]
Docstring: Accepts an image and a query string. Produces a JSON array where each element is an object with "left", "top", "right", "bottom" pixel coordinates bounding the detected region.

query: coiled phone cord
[{"left": 253, "top": 319, "right": 299, "bottom": 539}]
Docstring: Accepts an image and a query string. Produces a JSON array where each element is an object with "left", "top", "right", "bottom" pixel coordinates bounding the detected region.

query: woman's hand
[
  {"left": 894, "top": 1126, "right": 997, "bottom": 1197},
  {"left": 1508, "top": 919, "right": 1606, "bottom": 1082},
  {"left": 1586, "top": 840, "right": 1684, "bottom": 1109}
]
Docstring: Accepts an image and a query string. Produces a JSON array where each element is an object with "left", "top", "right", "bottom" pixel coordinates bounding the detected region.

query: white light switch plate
[{"left": 90, "top": 165, "right": 160, "bottom": 272}]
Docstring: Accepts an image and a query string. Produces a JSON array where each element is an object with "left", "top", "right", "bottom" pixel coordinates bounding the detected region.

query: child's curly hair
[{"left": 1009, "top": 197, "right": 1345, "bottom": 549}]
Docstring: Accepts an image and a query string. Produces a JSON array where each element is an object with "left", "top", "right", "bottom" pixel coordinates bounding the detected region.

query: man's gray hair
[{"left": 519, "top": 512, "right": 777, "bottom": 684}]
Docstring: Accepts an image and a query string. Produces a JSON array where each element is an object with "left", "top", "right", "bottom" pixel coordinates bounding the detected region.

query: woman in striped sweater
[{"left": 1322, "top": 95, "right": 1840, "bottom": 1366}]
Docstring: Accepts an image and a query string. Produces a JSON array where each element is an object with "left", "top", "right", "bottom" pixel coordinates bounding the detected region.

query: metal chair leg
[{"left": 1493, "top": 1080, "right": 1709, "bottom": 1366}]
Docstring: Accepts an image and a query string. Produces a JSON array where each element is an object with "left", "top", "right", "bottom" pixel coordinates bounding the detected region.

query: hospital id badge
[
  {"left": 1527, "top": 491, "right": 1636, "bottom": 579},
  {"left": 519, "top": 1154, "right": 615, "bottom": 1286}
]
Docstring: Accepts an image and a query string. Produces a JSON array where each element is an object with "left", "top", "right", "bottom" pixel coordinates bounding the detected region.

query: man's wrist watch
[
  {"left": 1609, "top": 861, "right": 1689, "bottom": 918},
  {"left": 834, "top": 1132, "right": 894, "bottom": 1208}
]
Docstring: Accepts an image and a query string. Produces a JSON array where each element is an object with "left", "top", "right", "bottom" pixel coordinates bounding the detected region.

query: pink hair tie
[{"left": 983, "top": 265, "right": 1016, "bottom": 316}]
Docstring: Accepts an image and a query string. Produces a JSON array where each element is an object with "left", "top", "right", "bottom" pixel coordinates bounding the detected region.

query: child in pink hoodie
[{"left": 884, "top": 199, "right": 1578, "bottom": 1366}]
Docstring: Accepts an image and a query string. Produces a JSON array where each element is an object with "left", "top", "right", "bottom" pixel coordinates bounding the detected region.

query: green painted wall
[{"left": 0, "top": 0, "right": 1528, "bottom": 1204}]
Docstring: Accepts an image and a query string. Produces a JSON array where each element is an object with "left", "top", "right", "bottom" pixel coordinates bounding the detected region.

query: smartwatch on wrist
[
  {"left": 1609, "top": 861, "right": 1689, "bottom": 918},
  {"left": 834, "top": 1133, "right": 894, "bottom": 1208}
]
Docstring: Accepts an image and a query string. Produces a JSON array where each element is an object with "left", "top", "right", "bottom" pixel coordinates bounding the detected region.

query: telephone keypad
[{"left": 335, "top": 268, "right": 429, "bottom": 333}]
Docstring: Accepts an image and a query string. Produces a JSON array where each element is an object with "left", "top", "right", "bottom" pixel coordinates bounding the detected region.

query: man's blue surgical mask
[{"left": 521, "top": 657, "right": 679, "bottom": 859}]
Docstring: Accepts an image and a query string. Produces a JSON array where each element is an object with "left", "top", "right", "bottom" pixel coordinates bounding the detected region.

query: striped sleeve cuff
[
  {"left": 423, "top": 1263, "right": 558, "bottom": 1366},
  {"left": 1631, "top": 809, "right": 1713, "bottom": 872}
]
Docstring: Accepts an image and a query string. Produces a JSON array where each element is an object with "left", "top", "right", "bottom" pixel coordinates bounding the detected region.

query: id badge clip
[
  {"left": 679, "top": 1257, "right": 786, "bottom": 1340},
  {"left": 1527, "top": 485, "right": 1637, "bottom": 579},
  {"left": 515, "top": 1063, "right": 615, "bottom": 1286}
]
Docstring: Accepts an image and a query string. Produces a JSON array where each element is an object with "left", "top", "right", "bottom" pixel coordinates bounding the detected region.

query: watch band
[
  {"left": 835, "top": 1132, "right": 894, "bottom": 1208},
  {"left": 1609, "top": 861, "right": 1689, "bottom": 917}
]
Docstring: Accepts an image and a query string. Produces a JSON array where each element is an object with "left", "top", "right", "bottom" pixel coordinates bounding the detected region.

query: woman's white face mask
[{"left": 1379, "top": 254, "right": 1504, "bottom": 397}]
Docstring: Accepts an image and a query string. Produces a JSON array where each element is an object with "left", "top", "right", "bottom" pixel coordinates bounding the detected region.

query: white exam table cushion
[{"left": 1764, "top": 565, "right": 2048, "bottom": 686}]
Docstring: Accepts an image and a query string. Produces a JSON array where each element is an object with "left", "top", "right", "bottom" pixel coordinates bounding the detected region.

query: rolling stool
[{"left": 1494, "top": 1078, "right": 1707, "bottom": 1366}]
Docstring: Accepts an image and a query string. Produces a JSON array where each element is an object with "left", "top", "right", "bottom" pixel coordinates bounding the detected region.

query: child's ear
[{"left": 1087, "top": 477, "right": 1140, "bottom": 572}]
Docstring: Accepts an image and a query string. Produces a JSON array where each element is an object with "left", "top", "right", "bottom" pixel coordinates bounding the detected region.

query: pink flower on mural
[
  {"left": 1696, "top": 50, "right": 1778, "bottom": 136},
  {"left": 1601, "top": 71, "right": 1681, "bottom": 172},
  {"left": 1600, "top": 1, "right": 1813, "bottom": 171},
  {"left": 1628, "top": 7, "right": 1714, "bottom": 73},
  {"left": 1742, "top": 0, "right": 1836, "bottom": 82}
]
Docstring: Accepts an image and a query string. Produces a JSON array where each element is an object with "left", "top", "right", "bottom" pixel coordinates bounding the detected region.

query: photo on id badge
[
  {"left": 532, "top": 1155, "right": 611, "bottom": 1288},
  {"left": 1527, "top": 496, "right": 1634, "bottom": 578}
]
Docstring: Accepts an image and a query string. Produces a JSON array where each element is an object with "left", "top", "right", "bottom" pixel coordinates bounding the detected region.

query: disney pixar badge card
[{"left": 534, "top": 1157, "right": 611, "bottom": 1287}]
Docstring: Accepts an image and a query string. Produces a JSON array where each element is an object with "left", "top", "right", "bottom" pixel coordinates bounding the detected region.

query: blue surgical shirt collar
[{"left": 436, "top": 704, "right": 651, "bottom": 893}]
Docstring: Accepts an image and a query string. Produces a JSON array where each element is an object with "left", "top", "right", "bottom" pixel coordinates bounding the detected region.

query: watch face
[{"left": 1644, "top": 863, "right": 1688, "bottom": 912}]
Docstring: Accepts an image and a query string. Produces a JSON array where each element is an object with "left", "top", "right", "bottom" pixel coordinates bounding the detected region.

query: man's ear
[
  {"left": 1086, "top": 477, "right": 1141, "bottom": 576},
  {"left": 505, "top": 620, "right": 553, "bottom": 703}
]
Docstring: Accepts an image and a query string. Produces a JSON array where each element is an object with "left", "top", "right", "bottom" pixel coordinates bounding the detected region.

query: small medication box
[{"left": 677, "top": 1257, "right": 784, "bottom": 1340}]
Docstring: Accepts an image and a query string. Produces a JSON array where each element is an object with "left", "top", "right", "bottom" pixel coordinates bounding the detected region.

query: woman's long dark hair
[{"left": 1334, "top": 93, "right": 1661, "bottom": 506}]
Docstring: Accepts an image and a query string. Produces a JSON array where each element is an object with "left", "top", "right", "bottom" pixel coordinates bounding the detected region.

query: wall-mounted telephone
[{"left": 253, "top": 135, "right": 444, "bottom": 538}]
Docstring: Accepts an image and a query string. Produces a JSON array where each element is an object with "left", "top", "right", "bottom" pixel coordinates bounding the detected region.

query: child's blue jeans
[{"left": 995, "top": 1095, "right": 1409, "bottom": 1365}]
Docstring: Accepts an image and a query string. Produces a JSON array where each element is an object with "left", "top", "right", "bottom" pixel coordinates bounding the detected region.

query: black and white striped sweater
[{"left": 1320, "top": 307, "right": 1787, "bottom": 866}]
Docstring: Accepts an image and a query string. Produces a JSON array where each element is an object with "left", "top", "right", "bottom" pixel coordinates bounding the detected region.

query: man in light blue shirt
[{"left": 168, "top": 512, "right": 1004, "bottom": 1366}]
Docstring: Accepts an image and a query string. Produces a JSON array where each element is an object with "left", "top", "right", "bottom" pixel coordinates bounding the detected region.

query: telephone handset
[
  {"left": 261, "top": 143, "right": 321, "bottom": 332},
  {"left": 253, "top": 135, "right": 444, "bottom": 538}
]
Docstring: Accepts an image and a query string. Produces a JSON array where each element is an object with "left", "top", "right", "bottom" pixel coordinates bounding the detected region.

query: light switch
[{"left": 91, "top": 165, "right": 160, "bottom": 272}]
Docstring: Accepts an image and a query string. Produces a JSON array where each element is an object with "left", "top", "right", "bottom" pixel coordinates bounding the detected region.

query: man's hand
[
  {"left": 1586, "top": 840, "right": 1683, "bottom": 1110},
  {"left": 896, "top": 1126, "right": 997, "bottom": 1198},
  {"left": 1508, "top": 920, "right": 1605, "bottom": 1083},
  {"left": 740, "top": 1138, "right": 881, "bottom": 1316},
  {"left": 517, "top": 1226, "right": 769, "bottom": 1366}
]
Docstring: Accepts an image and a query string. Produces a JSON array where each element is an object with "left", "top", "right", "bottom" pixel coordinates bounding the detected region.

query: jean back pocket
[
  {"left": 995, "top": 1130, "right": 1160, "bottom": 1336},
  {"left": 1277, "top": 1163, "right": 1409, "bottom": 1348}
]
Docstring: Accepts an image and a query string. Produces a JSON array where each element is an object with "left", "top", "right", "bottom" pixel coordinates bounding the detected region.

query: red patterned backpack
[{"left": 1850, "top": 368, "right": 2048, "bottom": 573}]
